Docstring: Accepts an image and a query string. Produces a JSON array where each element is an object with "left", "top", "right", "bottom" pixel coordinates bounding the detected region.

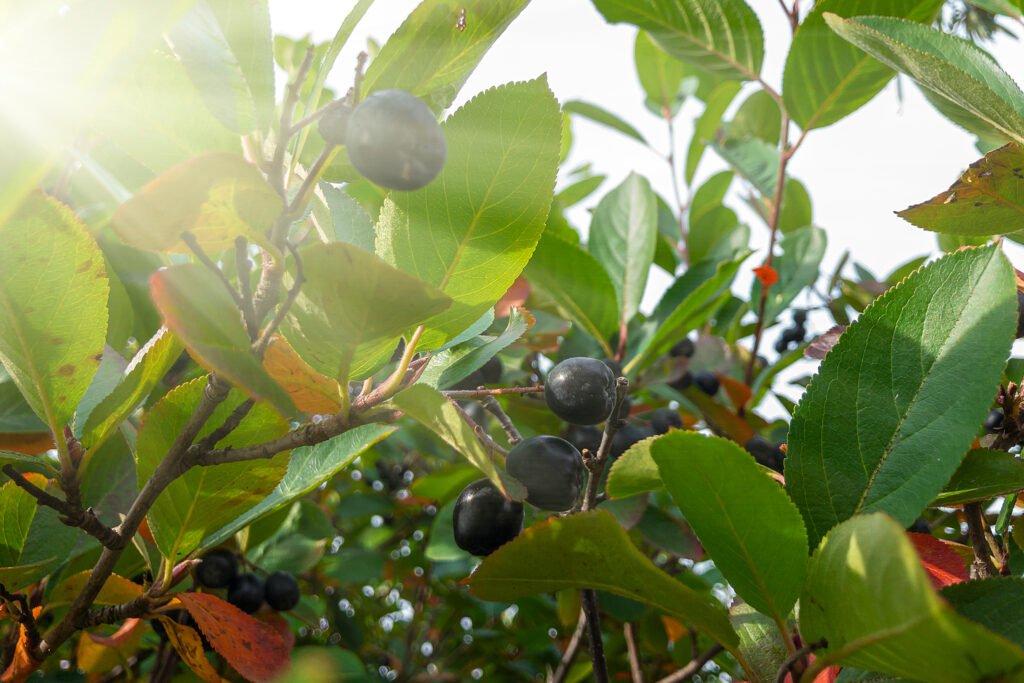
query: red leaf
[
  {"left": 178, "top": 592, "right": 289, "bottom": 682},
  {"left": 495, "top": 276, "right": 530, "bottom": 318},
  {"left": 257, "top": 612, "right": 295, "bottom": 653},
  {"left": 908, "top": 532, "right": 968, "bottom": 589},
  {"left": 753, "top": 264, "right": 779, "bottom": 288}
]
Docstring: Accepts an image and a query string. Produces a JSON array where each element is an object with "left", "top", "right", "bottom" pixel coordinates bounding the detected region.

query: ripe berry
[
  {"left": 611, "top": 424, "right": 654, "bottom": 458},
  {"left": 317, "top": 101, "right": 353, "bottom": 146},
  {"left": 669, "top": 338, "right": 695, "bottom": 358},
  {"left": 793, "top": 309, "right": 807, "bottom": 325},
  {"left": 345, "top": 89, "right": 447, "bottom": 191},
  {"left": 453, "top": 479, "right": 523, "bottom": 556},
  {"left": 668, "top": 371, "right": 693, "bottom": 392},
  {"left": 693, "top": 371, "right": 720, "bottom": 396},
  {"left": 985, "top": 408, "right": 1005, "bottom": 433},
  {"left": 506, "top": 435, "right": 584, "bottom": 511},
  {"left": 545, "top": 357, "right": 616, "bottom": 425},
  {"left": 227, "top": 574, "right": 264, "bottom": 614},
  {"left": 195, "top": 548, "right": 238, "bottom": 589},
  {"left": 602, "top": 359, "right": 623, "bottom": 378},
  {"left": 743, "top": 435, "right": 784, "bottom": 473},
  {"left": 563, "top": 424, "right": 602, "bottom": 455},
  {"left": 651, "top": 408, "right": 682, "bottom": 435},
  {"left": 264, "top": 571, "right": 301, "bottom": 612}
]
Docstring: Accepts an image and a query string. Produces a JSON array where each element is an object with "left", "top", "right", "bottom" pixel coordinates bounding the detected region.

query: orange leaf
[
  {"left": 159, "top": 617, "right": 228, "bottom": 683},
  {"left": 660, "top": 615, "right": 687, "bottom": 643},
  {"left": 138, "top": 518, "right": 155, "bottom": 544},
  {"left": 908, "top": 532, "right": 968, "bottom": 589},
  {"left": 495, "top": 277, "right": 530, "bottom": 318},
  {"left": 257, "top": 612, "right": 295, "bottom": 653},
  {"left": 178, "top": 592, "right": 289, "bottom": 682},
  {"left": 0, "top": 433, "right": 53, "bottom": 455},
  {"left": 1, "top": 607, "right": 42, "bottom": 683},
  {"left": 262, "top": 335, "right": 342, "bottom": 414},
  {"left": 753, "top": 264, "right": 779, "bottom": 288},
  {"left": 50, "top": 572, "right": 143, "bottom": 607},
  {"left": 77, "top": 619, "right": 144, "bottom": 674},
  {"left": 782, "top": 655, "right": 840, "bottom": 682},
  {"left": 718, "top": 374, "right": 752, "bottom": 410},
  {"left": 687, "top": 390, "right": 753, "bottom": 444}
]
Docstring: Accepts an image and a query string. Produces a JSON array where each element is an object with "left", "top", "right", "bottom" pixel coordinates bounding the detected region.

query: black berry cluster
[
  {"left": 774, "top": 309, "right": 807, "bottom": 353},
  {"left": 195, "top": 549, "right": 301, "bottom": 614}
]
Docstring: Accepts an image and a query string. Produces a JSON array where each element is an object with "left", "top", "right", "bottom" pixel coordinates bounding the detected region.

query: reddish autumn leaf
[
  {"left": 908, "top": 532, "right": 969, "bottom": 589},
  {"left": 495, "top": 277, "right": 530, "bottom": 318},
  {"left": 159, "top": 617, "right": 228, "bottom": 683},
  {"left": 257, "top": 612, "right": 295, "bottom": 653},
  {"left": 753, "top": 264, "right": 779, "bottom": 288},
  {"left": 660, "top": 615, "right": 688, "bottom": 643},
  {"left": 718, "top": 373, "right": 752, "bottom": 410},
  {"left": 1, "top": 607, "right": 41, "bottom": 683},
  {"left": 805, "top": 325, "right": 846, "bottom": 360},
  {"left": 262, "top": 335, "right": 342, "bottom": 415},
  {"left": 178, "top": 592, "right": 289, "bottom": 682},
  {"left": 688, "top": 390, "right": 753, "bottom": 444}
]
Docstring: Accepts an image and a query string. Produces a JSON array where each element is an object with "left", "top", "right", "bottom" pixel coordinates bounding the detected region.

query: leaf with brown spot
[
  {"left": 178, "top": 592, "right": 289, "bottom": 682},
  {"left": 112, "top": 152, "right": 282, "bottom": 254},
  {"left": 0, "top": 193, "right": 108, "bottom": 436},
  {"left": 262, "top": 335, "right": 341, "bottom": 415},
  {"left": 1, "top": 606, "right": 41, "bottom": 683},
  {"left": 159, "top": 617, "right": 229, "bottom": 683},
  {"left": 899, "top": 143, "right": 1024, "bottom": 236}
]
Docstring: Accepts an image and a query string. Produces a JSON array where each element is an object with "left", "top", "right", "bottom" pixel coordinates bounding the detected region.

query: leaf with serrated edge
[
  {"left": 786, "top": 245, "right": 1016, "bottom": 547},
  {"left": 801, "top": 514, "right": 1024, "bottom": 680},
  {"left": 137, "top": 379, "right": 289, "bottom": 560},
  {"left": 261, "top": 335, "right": 341, "bottom": 414},
  {"left": 468, "top": 510, "right": 738, "bottom": 651},
  {"left": 0, "top": 194, "right": 108, "bottom": 434},
  {"left": 934, "top": 448, "right": 1024, "bottom": 505},
  {"left": 419, "top": 307, "right": 533, "bottom": 389},
  {"left": 159, "top": 617, "right": 229, "bottom": 683},
  {"left": 606, "top": 435, "right": 662, "bottom": 499},
  {"left": 376, "top": 77, "right": 561, "bottom": 350},
  {"left": 898, "top": 143, "right": 1024, "bottom": 236},
  {"left": 653, "top": 431, "right": 808, "bottom": 622}
]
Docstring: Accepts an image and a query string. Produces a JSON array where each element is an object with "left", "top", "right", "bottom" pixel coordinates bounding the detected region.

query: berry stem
[{"left": 581, "top": 589, "right": 609, "bottom": 683}]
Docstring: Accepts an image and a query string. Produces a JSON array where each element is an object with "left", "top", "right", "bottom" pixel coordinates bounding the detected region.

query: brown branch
[
  {"left": 580, "top": 589, "right": 608, "bottom": 683},
  {"left": 2, "top": 465, "right": 120, "bottom": 549},
  {"left": 581, "top": 377, "right": 630, "bottom": 511},
  {"left": 77, "top": 594, "right": 155, "bottom": 628},
  {"left": 774, "top": 638, "right": 826, "bottom": 683},
  {"left": 254, "top": 242, "right": 305, "bottom": 358},
  {"left": 443, "top": 385, "right": 544, "bottom": 399},
  {"left": 657, "top": 644, "right": 725, "bottom": 683},
  {"left": 965, "top": 502, "right": 999, "bottom": 578},
  {"left": 449, "top": 398, "right": 508, "bottom": 459},
  {"left": 480, "top": 394, "right": 522, "bottom": 445},
  {"left": 624, "top": 622, "right": 645, "bottom": 683},
  {"left": 186, "top": 399, "right": 255, "bottom": 461},
  {"left": 550, "top": 610, "right": 588, "bottom": 683},
  {"left": 0, "top": 584, "right": 42, "bottom": 659},
  {"left": 268, "top": 47, "right": 314, "bottom": 197}
]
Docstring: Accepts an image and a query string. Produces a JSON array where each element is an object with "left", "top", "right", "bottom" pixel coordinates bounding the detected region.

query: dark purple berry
[
  {"left": 506, "top": 436, "right": 584, "bottom": 512},
  {"left": 693, "top": 371, "right": 720, "bottom": 396},
  {"left": 195, "top": 548, "right": 238, "bottom": 589},
  {"left": 264, "top": 571, "right": 300, "bottom": 612},
  {"left": 545, "top": 357, "right": 616, "bottom": 425},
  {"left": 985, "top": 408, "right": 1005, "bottom": 433},
  {"left": 453, "top": 479, "right": 523, "bottom": 556},
  {"left": 227, "top": 574, "right": 264, "bottom": 614},
  {"left": 651, "top": 408, "right": 682, "bottom": 435}
]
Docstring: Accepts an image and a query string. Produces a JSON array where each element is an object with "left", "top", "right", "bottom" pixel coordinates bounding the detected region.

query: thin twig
[
  {"left": 254, "top": 242, "right": 305, "bottom": 358},
  {"left": 450, "top": 398, "right": 508, "bottom": 459},
  {"left": 268, "top": 47, "right": 314, "bottom": 197},
  {"left": 624, "top": 622, "right": 645, "bottom": 683},
  {"left": 665, "top": 115, "right": 689, "bottom": 263},
  {"left": 480, "top": 394, "right": 522, "bottom": 445},
  {"left": 580, "top": 589, "right": 608, "bottom": 683},
  {"left": 285, "top": 144, "right": 338, "bottom": 217},
  {"left": 774, "top": 638, "right": 826, "bottom": 683},
  {"left": 187, "top": 399, "right": 255, "bottom": 461},
  {"left": 181, "top": 232, "right": 247, "bottom": 312},
  {"left": 965, "top": 503, "right": 999, "bottom": 578},
  {"left": 2, "top": 465, "right": 121, "bottom": 549},
  {"left": 550, "top": 610, "right": 588, "bottom": 683},
  {"left": 443, "top": 385, "right": 544, "bottom": 399},
  {"left": 656, "top": 644, "right": 724, "bottom": 683},
  {"left": 581, "top": 378, "right": 630, "bottom": 511}
]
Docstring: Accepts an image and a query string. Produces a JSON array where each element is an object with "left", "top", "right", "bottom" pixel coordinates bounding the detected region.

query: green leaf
[
  {"left": 751, "top": 226, "right": 827, "bottom": 325},
  {"left": 634, "top": 31, "right": 695, "bottom": 117},
  {"left": 778, "top": 178, "right": 814, "bottom": 233},
  {"left": 730, "top": 90, "right": 780, "bottom": 143},
  {"left": 731, "top": 604, "right": 789, "bottom": 683},
  {"left": 801, "top": 513, "right": 1024, "bottom": 681},
  {"left": 420, "top": 307, "right": 533, "bottom": 389},
  {"left": 390, "top": 384, "right": 525, "bottom": 500},
  {"left": 627, "top": 254, "right": 746, "bottom": 373},
  {"left": 934, "top": 448, "right": 1024, "bottom": 506},
  {"left": 524, "top": 233, "right": 618, "bottom": 357},
  {"left": 166, "top": 0, "right": 265, "bottom": 133},
  {"left": 919, "top": 84, "right": 1015, "bottom": 149},
  {"left": 588, "top": 173, "right": 658, "bottom": 325},
  {"left": 282, "top": 243, "right": 452, "bottom": 383},
  {"left": 150, "top": 264, "right": 294, "bottom": 416},
  {"left": 783, "top": 0, "right": 943, "bottom": 131},
  {"left": 942, "top": 577, "right": 1024, "bottom": 650},
  {"left": 321, "top": 182, "right": 375, "bottom": 252},
  {"left": 606, "top": 435, "right": 662, "bottom": 499},
  {"left": 376, "top": 77, "right": 561, "bottom": 350},
  {"left": 361, "top": 0, "right": 529, "bottom": 113},
  {"left": 685, "top": 81, "right": 742, "bottom": 185},
  {"left": 198, "top": 424, "right": 396, "bottom": 551},
  {"left": 0, "top": 479, "right": 38, "bottom": 567},
  {"left": 0, "top": 451, "right": 57, "bottom": 476},
  {"left": 653, "top": 431, "right": 808, "bottom": 622},
  {"left": 112, "top": 152, "right": 283, "bottom": 254},
  {"left": 425, "top": 498, "right": 466, "bottom": 562},
  {"left": 710, "top": 133, "right": 778, "bottom": 198},
  {"left": 0, "top": 473, "right": 79, "bottom": 590},
  {"left": 0, "top": 382, "right": 47, "bottom": 434},
  {"left": 898, "top": 143, "right": 1024, "bottom": 236},
  {"left": 591, "top": 0, "right": 764, "bottom": 81},
  {"left": 137, "top": 379, "right": 290, "bottom": 560},
  {"left": 563, "top": 100, "right": 647, "bottom": 145},
  {"left": 0, "top": 194, "right": 108, "bottom": 434},
  {"left": 82, "top": 328, "right": 183, "bottom": 451},
  {"left": 824, "top": 15, "right": 1024, "bottom": 145},
  {"left": 688, "top": 205, "right": 745, "bottom": 264},
  {"left": 468, "top": 510, "right": 739, "bottom": 651},
  {"left": 689, "top": 171, "right": 734, "bottom": 225},
  {"left": 787, "top": 245, "right": 1016, "bottom": 547}
]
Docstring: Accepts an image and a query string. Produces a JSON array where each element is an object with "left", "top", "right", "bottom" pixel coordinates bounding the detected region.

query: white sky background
[{"left": 270, "top": 0, "right": 1024, "bottom": 390}]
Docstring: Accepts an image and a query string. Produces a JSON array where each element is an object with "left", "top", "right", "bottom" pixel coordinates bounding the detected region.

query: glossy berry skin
[
  {"left": 264, "top": 571, "right": 301, "bottom": 611},
  {"left": 602, "top": 359, "right": 623, "bottom": 378},
  {"left": 317, "top": 101, "right": 353, "bottom": 145},
  {"left": 611, "top": 424, "right": 654, "bottom": 459},
  {"left": 651, "top": 408, "right": 682, "bottom": 435},
  {"left": 453, "top": 479, "right": 523, "bottom": 556},
  {"left": 506, "top": 436, "right": 584, "bottom": 511},
  {"left": 985, "top": 408, "right": 1005, "bottom": 433},
  {"left": 563, "top": 424, "right": 602, "bottom": 455},
  {"left": 345, "top": 90, "right": 446, "bottom": 191},
  {"left": 669, "top": 338, "right": 695, "bottom": 358},
  {"left": 744, "top": 435, "right": 784, "bottom": 473},
  {"left": 545, "top": 357, "right": 616, "bottom": 425},
  {"left": 227, "top": 574, "right": 264, "bottom": 614},
  {"left": 195, "top": 548, "right": 238, "bottom": 589},
  {"left": 693, "top": 370, "right": 720, "bottom": 396}
]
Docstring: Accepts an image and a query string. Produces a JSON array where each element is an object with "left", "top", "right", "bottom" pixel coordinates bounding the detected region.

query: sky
[{"left": 268, "top": 0, "right": 1024, "bottom": 366}]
